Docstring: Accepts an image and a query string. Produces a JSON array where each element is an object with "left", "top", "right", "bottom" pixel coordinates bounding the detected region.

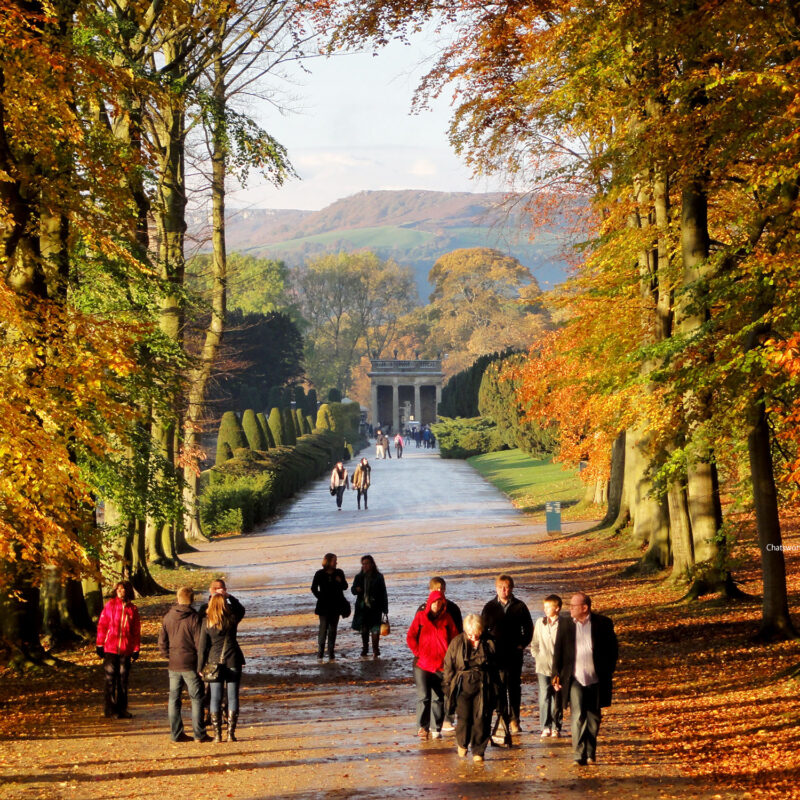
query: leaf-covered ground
[{"left": 1, "top": 451, "right": 797, "bottom": 799}]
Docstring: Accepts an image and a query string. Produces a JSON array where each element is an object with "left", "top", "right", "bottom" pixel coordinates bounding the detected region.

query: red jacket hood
[{"left": 425, "top": 590, "right": 446, "bottom": 615}]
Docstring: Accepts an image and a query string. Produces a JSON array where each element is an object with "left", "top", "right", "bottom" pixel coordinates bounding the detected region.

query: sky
[{"left": 226, "top": 30, "right": 509, "bottom": 211}]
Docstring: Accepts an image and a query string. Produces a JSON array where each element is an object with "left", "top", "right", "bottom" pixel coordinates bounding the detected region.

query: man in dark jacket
[
  {"left": 481, "top": 574, "right": 533, "bottom": 737},
  {"left": 159, "top": 586, "right": 208, "bottom": 742},
  {"left": 552, "top": 592, "right": 618, "bottom": 766}
]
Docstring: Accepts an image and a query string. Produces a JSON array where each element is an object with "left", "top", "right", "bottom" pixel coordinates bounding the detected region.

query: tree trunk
[
  {"left": 596, "top": 431, "right": 626, "bottom": 530},
  {"left": 40, "top": 569, "right": 95, "bottom": 647},
  {"left": 668, "top": 481, "right": 694, "bottom": 583},
  {"left": 679, "top": 179, "right": 730, "bottom": 596},
  {"left": 748, "top": 400, "right": 797, "bottom": 639},
  {"left": 0, "top": 576, "right": 50, "bottom": 669},
  {"left": 183, "top": 43, "right": 228, "bottom": 546}
]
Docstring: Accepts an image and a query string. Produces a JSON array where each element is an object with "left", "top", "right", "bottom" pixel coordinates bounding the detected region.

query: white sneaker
[
  {"left": 431, "top": 730, "right": 442, "bottom": 739},
  {"left": 441, "top": 721, "right": 455, "bottom": 732},
  {"left": 541, "top": 728, "right": 551, "bottom": 738}
]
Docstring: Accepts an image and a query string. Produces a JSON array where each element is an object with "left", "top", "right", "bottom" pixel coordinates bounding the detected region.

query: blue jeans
[
  {"left": 537, "top": 672, "right": 563, "bottom": 732},
  {"left": 209, "top": 667, "right": 241, "bottom": 714},
  {"left": 169, "top": 669, "right": 205, "bottom": 740},
  {"left": 414, "top": 665, "right": 444, "bottom": 732}
]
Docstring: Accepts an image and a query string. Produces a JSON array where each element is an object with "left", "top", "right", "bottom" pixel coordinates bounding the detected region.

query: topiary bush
[
  {"left": 256, "top": 412, "right": 273, "bottom": 449},
  {"left": 431, "top": 416, "right": 505, "bottom": 459},
  {"left": 268, "top": 406, "right": 285, "bottom": 446},
  {"left": 242, "top": 409, "right": 268, "bottom": 451},
  {"left": 215, "top": 411, "right": 247, "bottom": 465},
  {"left": 281, "top": 406, "right": 297, "bottom": 445}
]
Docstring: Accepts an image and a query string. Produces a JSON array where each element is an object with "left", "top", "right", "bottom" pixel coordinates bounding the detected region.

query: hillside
[{"left": 195, "top": 190, "right": 572, "bottom": 293}]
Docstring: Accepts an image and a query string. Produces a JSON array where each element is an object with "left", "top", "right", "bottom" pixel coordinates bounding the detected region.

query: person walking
[
  {"left": 352, "top": 457, "right": 371, "bottom": 510},
  {"left": 375, "top": 430, "right": 385, "bottom": 459},
  {"left": 159, "top": 586, "right": 209, "bottom": 742},
  {"left": 330, "top": 460, "right": 349, "bottom": 510},
  {"left": 311, "top": 554, "right": 349, "bottom": 661},
  {"left": 552, "top": 592, "right": 618, "bottom": 766},
  {"left": 351, "top": 554, "right": 388, "bottom": 658},
  {"left": 199, "top": 594, "right": 246, "bottom": 743},
  {"left": 443, "top": 614, "right": 501, "bottom": 762},
  {"left": 531, "top": 594, "right": 564, "bottom": 738},
  {"left": 406, "top": 589, "right": 458, "bottom": 740},
  {"left": 394, "top": 432, "right": 404, "bottom": 458},
  {"left": 96, "top": 580, "right": 140, "bottom": 719},
  {"left": 422, "top": 577, "right": 463, "bottom": 732},
  {"left": 481, "top": 574, "right": 533, "bottom": 740}
]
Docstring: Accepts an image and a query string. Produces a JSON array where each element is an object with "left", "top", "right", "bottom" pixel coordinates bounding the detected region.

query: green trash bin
[{"left": 545, "top": 501, "right": 561, "bottom": 533}]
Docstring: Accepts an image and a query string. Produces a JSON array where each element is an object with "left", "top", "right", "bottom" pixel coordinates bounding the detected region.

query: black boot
[
  {"left": 211, "top": 713, "right": 222, "bottom": 743},
  {"left": 371, "top": 632, "right": 381, "bottom": 658},
  {"left": 361, "top": 631, "right": 369, "bottom": 657},
  {"left": 227, "top": 712, "right": 238, "bottom": 742}
]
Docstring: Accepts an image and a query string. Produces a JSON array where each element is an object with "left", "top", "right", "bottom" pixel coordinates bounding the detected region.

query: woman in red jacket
[
  {"left": 406, "top": 589, "right": 458, "bottom": 739},
  {"left": 96, "top": 581, "right": 141, "bottom": 718}
]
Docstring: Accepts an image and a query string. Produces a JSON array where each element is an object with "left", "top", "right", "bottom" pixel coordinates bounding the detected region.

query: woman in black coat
[
  {"left": 443, "top": 613, "right": 501, "bottom": 762},
  {"left": 351, "top": 554, "right": 388, "bottom": 658},
  {"left": 199, "top": 594, "right": 245, "bottom": 743},
  {"left": 311, "top": 553, "right": 349, "bottom": 661}
]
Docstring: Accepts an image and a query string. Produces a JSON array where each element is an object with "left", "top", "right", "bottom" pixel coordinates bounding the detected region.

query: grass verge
[{"left": 468, "top": 448, "right": 594, "bottom": 519}]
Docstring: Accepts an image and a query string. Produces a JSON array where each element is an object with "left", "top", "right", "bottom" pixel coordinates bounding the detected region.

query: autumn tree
[{"left": 427, "top": 248, "right": 547, "bottom": 375}]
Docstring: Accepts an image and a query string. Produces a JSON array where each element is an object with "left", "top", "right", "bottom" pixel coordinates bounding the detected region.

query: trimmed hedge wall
[
  {"left": 431, "top": 416, "right": 507, "bottom": 459},
  {"left": 198, "top": 431, "right": 355, "bottom": 537}
]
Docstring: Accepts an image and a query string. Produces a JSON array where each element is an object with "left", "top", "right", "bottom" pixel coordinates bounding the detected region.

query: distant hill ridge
[{"left": 191, "top": 189, "right": 569, "bottom": 292}]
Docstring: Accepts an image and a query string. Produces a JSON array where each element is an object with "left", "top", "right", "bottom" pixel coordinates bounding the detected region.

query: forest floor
[{"left": 1, "top": 447, "right": 799, "bottom": 800}]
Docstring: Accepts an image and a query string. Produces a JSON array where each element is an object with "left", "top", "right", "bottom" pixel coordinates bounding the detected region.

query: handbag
[
  {"left": 201, "top": 629, "right": 231, "bottom": 682},
  {"left": 379, "top": 613, "right": 390, "bottom": 637},
  {"left": 329, "top": 486, "right": 336, "bottom": 496},
  {"left": 340, "top": 597, "right": 352, "bottom": 619}
]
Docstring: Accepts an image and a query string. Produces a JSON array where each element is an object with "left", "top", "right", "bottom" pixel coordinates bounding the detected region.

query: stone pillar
[
  {"left": 371, "top": 383, "right": 379, "bottom": 428},
  {"left": 392, "top": 381, "right": 400, "bottom": 433},
  {"left": 414, "top": 382, "right": 421, "bottom": 423},
  {"left": 435, "top": 383, "right": 442, "bottom": 422}
]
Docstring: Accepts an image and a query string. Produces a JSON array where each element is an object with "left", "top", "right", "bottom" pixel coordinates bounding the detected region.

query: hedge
[
  {"left": 431, "top": 416, "right": 507, "bottom": 459},
  {"left": 215, "top": 411, "right": 247, "bottom": 465},
  {"left": 198, "top": 430, "right": 356, "bottom": 537}
]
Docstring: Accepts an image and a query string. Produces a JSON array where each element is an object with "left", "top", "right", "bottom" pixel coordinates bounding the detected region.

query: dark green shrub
[
  {"left": 307, "top": 389, "right": 318, "bottom": 415},
  {"left": 315, "top": 403, "right": 335, "bottom": 432},
  {"left": 215, "top": 411, "right": 247, "bottom": 465},
  {"left": 327, "top": 387, "right": 342, "bottom": 402},
  {"left": 431, "top": 416, "right": 504, "bottom": 459},
  {"left": 242, "top": 409, "right": 267, "bottom": 451},
  {"left": 478, "top": 354, "right": 557, "bottom": 457},
  {"left": 281, "top": 406, "right": 297, "bottom": 445},
  {"left": 268, "top": 406, "right": 285, "bottom": 446},
  {"left": 256, "top": 412, "right": 273, "bottom": 449}
]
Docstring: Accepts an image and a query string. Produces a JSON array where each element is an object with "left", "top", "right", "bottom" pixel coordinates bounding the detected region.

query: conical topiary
[
  {"left": 268, "top": 406, "right": 285, "bottom": 446},
  {"left": 242, "top": 409, "right": 267, "bottom": 451},
  {"left": 216, "top": 411, "right": 247, "bottom": 465},
  {"left": 256, "top": 412, "right": 272, "bottom": 449},
  {"left": 315, "top": 403, "right": 335, "bottom": 432},
  {"left": 282, "top": 406, "right": 297, "bottom": 445},
  {"left": 327, "top": 387, "right": 342, "bottom": 403},
  {"left": 295, "top": 408, "right": 306, "bottom": 437},
  {"left": 294, "top": 385, "right": 307, "bottom": 413},
  {"left": 307, "top": 389, "right": 318, "bottom": 416}
]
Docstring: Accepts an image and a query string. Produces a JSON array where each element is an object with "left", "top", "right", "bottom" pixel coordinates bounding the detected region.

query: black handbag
[
  {"left": 340, "top": 597, "right": 352, "bottom": 619},
  {"left": 329, "top": 486, "right": 336, "bottom": 496},
  {"left": 201, "top": 631, "right": 231, "bottom": 682}
]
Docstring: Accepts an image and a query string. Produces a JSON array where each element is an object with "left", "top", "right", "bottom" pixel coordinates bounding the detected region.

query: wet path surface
[{"left": 2, "top": 447, "right": 707, "bottom": 800}]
